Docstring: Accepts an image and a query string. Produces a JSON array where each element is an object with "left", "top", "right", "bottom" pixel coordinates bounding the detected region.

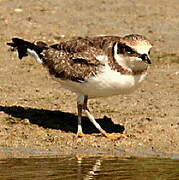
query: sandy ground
[{"left": 0, "top": 0, "right": 179, "bottom": 158}]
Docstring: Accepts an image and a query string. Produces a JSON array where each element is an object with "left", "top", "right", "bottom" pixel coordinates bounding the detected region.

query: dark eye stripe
[
  {"left": 124, "top": 45, "right": 139, "bottom": 56},
  {"left": 115, "top": 43, "right": 140, "bottom": 56},
  {"left": 124, "top": 46, "right": 134, "bottom": 54}
]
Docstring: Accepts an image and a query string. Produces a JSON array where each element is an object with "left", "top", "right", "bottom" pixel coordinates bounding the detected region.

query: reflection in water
[
  {"left": 0, "top": 155, "right": 179, "bottom": 179},
  {"left": 84, "top": 159, "right": 101, "bottom": 180},
  {"left": 77, "top": 155, "right": 102, "bottom": 180}
]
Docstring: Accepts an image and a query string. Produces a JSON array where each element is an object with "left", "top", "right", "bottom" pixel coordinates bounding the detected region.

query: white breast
[{"left": 59, "top": 64, "right": 147, "bottom": 98}]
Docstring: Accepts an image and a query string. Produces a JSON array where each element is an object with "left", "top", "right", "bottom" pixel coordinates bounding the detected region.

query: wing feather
[
  {"left": 42, "top": 47, "right": 104, "bottom": 82},
  {"left": 42, "top": 36, "right": 121, "bottom": 82}
]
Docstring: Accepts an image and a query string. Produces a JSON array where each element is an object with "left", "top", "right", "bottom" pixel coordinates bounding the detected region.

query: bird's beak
[{"left": 139, "top": 54, "right": 152, "bottom": 64}]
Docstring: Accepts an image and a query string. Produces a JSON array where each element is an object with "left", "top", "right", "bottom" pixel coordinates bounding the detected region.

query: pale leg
[
  {"left": 77, "top": 94, "right": 125, "bottom": 139},
  {"left": 76, "top": 103, "right": 84, "bottom": 137},
  {"left": 83, "top": 96, "right": 125, "bottom": 139}
]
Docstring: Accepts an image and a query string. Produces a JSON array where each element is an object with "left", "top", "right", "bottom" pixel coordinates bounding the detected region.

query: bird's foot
[
  {"left": 76, "top": 131, "right": 85, "bottom": 137},
  {"left": 76, "top": 131, "right": 92, "bottom": 138},
  {"left": 99, "top": 128, "right": 126, "bottom": 140},
  {"left": 105, "top": 133, "right": 126, "bottom": 140}
]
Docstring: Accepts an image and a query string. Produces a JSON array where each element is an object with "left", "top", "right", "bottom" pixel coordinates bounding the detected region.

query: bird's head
[{"left": 113, "top": 34, "right": 152, "bottom": 71}]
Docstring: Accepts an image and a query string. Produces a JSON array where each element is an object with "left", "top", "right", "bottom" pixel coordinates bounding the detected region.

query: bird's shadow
[{"left": 0, "top": 105, "right": 124, "bottom": 134}]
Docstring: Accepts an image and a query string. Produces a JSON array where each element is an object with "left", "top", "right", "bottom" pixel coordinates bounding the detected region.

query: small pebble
[
  {"left": 14, "top": 8, "right": 23, "bottom": 12},
  {"left": 23, "top": 118, "right": 30, "bottom": 125}
]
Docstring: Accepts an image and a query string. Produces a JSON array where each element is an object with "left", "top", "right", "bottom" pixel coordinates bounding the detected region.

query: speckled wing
[
  {"left": 40, "top": 36, "right": 123, "bottom": 83},
  {"left": 42, "top": 45, "right": 105, "bottom": 83},
  {"left": 50, "top": 36, "right": 121, "bottom": 53}
]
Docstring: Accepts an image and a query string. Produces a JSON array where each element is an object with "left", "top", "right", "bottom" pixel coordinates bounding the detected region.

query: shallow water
[{"left": 0, "top": 156, "right": 179, "bottom": 180}]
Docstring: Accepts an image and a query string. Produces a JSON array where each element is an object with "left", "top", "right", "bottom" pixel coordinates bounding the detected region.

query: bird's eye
[
  {"left": 148, "top": 50, "right": 151, "bottom": 55},
  {"left": 116, "top": 44, "right": 135, "bottom": 55},
  {"left": 124, "top": 45, "right": 134, "bottom": 54}
]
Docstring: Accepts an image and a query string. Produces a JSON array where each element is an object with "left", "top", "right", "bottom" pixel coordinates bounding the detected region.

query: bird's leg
[
  {"left": 83, "top": 96, "right": 125, "bottom": 140},
  {"left": 76, "top": 95, "right": 92, "bottom": 137},
  {"left": 83, "top": 96, "right": 108, "bottom": 137},
  {"left": 76, "top": 103, "right": 84, "bottom": 137},
  {"left": 77, "top": 95, "right": 125, "bottom": 139}
]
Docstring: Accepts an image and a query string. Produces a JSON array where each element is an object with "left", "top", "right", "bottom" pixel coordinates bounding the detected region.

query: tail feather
[{"left": 7, "top": 38, "right": 48, "bottom": 63}]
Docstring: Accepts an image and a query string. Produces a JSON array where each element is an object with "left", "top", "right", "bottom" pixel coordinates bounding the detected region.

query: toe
[{"left": 106, "top": 133, "right": 126, "bottom": 140}]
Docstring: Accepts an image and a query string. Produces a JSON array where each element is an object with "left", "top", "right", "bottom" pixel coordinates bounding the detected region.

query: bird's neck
[{"left": 110, "top": 54, "right": 148, "bottom": 75}]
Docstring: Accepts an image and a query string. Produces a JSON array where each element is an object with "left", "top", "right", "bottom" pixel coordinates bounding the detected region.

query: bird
[{"left": 7, "top": 34, "right": 152, "bottom": 139}]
